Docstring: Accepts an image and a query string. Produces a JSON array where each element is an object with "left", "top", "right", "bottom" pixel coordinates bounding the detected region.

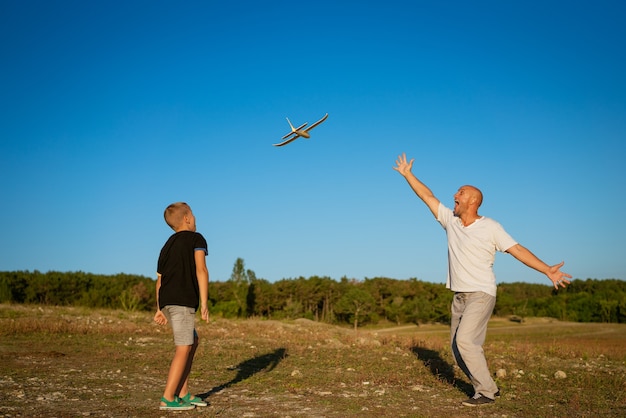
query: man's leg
[
  {"left": 451, "top": 291, "right": 498, "bottom": 399},
  {"left": 450, "top": 292, "right": 471, "bottom": 380}
]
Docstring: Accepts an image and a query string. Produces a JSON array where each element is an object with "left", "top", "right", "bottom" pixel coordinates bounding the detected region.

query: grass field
[{"left": 1, "top": 304, "right": 625, "bottom": 417}]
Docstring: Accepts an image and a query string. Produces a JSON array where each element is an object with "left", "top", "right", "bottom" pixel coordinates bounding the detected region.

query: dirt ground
[{"left": 1, "top": 305, "right": 625, "bottom": 417}]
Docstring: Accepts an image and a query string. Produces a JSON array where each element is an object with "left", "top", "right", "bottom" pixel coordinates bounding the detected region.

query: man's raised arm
[{"left": 393, "top": 153, "right": 440, "bottom": 218}]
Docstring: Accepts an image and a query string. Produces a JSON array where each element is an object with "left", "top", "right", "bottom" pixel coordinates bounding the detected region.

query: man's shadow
[
  {"left": 198, "top": 348, "right": 288, "bottom": 399},
  {"left": 410, "top": 345, "right": 473, "bottom": 396}
]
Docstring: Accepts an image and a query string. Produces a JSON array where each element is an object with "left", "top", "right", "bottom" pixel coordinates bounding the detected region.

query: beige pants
[{"left": 450, "top": 291, "right": 498, "bottom": 399}]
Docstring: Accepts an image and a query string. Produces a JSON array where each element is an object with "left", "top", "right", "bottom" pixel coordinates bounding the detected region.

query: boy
[{"left": 154, "top": 202, "right": 209, "bottom": 410}]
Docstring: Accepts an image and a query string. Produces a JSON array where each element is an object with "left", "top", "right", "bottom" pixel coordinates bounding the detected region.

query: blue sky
[{"left": 1, "top": 0, "right": 624, "bottom": 285}]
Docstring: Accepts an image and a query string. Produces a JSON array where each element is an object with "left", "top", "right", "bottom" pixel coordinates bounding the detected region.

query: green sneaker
[
  {"left": 181, "top": 392, "right": 208, "bottom": 407},
  {"left": 159, "top": 396, "right": 195, "bottom": 411}
]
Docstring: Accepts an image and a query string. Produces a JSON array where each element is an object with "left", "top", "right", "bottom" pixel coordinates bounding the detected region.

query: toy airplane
[{"left": 273, "top": 113, "right": 328, "bottom": 147}]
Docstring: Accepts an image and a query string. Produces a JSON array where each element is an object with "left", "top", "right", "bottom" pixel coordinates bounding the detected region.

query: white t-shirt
[{"left": 437, "top": 203, "right": 517, "bottom": 297}]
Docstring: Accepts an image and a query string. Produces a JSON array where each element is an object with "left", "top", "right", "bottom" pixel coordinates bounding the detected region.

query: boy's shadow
[
  {"left": 410, "top": 345, "right": 473, "bottom": 396},
  {"left": 198, "top": 348, "right": 288, "bottom": 399}
]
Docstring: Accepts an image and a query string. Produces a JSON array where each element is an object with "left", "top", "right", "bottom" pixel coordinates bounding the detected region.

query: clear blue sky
[{"left": 1, "top": 1, "right": 624, "bottom": 285}]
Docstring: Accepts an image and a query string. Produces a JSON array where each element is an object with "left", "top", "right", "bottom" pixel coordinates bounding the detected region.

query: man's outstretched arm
[
  {"left": 506, "top": 244, "right": 572, "bottom": 289},
  {"left": 393, "top": 153, "right": 440, "bottom": 218}
]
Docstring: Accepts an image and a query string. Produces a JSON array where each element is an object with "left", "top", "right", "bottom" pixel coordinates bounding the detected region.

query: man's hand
[
  {"left": 393, "top": 152, "right": 414, "bottom": 177},
  {"left": 154, "top": 310, "right": 167, "bottom": 325},
  {"left": 393, "top": 152, "right": 440, "bottom": 218},
  {"left": 546, "top": 261, "right": 572, "bottom": 290}
]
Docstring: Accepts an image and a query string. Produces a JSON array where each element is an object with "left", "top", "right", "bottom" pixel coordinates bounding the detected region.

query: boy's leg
[
  {"left": 176, "top": 332, "right": 199, "bottom": 398},
  {"left": 161, "top": 306, "right": 197, "bottom": 404},
  {"left": 451, "top": 292, "right": 498, "bottom": 399},
  {"left": 163, "top": 345, "right": 193, "bottom": 402}
]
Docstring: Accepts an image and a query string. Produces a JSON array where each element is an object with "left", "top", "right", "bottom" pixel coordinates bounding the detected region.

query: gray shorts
[{"left": 162, "top": 305, "right": 197, "bottom": 346}]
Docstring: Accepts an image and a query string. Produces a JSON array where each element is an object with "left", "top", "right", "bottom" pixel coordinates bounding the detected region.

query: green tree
[
  {"left": 228, "top": 258, "right": 250, "bottom": 318},
  {"left": 247, "top": 277, "right": 275, "bottom": 317},
  {"left": 119, "top": 281, "right": 151, "bottom": 311},
  {"left": 335, "top": 285, "right": 376, "bottom": 330},
  {"left": 385, "top": 296, "right": 405, "bottom": 325}
]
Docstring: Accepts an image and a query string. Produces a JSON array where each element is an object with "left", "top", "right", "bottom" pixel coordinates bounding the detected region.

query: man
[{"left": 393, "top": 153, "right": 571, "bottom": 406}]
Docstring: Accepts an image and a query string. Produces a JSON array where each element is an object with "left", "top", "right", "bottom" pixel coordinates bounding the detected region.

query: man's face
[{"left": 453, "top": 186, "right": 473, "bottom": 217}]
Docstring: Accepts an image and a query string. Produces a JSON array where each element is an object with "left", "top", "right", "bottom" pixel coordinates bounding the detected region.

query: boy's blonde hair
[{"left": 164, "top": 202, "right": 191, "bottom": 231}]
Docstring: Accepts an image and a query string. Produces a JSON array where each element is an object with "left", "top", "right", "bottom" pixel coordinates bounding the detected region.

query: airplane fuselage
[{"left": 273, "top": 113, "right": 327, "bottom": 147}]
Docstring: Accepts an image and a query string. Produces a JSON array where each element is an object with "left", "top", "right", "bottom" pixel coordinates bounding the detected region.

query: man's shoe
[{"left": 462, "top": 394, "right": 495, "bottom": 406}]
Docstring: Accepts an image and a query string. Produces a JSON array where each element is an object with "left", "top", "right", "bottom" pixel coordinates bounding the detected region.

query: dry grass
[{"left": 0, "top": 304, "right": 625, "bottom": 417}]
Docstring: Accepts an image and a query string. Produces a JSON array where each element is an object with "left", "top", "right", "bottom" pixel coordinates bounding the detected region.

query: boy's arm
[
  {"left": 506, "top": 244, "right": 572, "bottom": 289},
  {"left": 195, "top": 250, "right": 209, "bottom": 323},
  {"left": 393, "top": 153, "right": 440, "bottom": 218},
  {"left": 153, "top": 274, "right": 167, "bottom": 325}
]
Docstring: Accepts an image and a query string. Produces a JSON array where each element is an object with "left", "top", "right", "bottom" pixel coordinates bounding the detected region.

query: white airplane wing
[
  {"left": 273, "top": 135, "right": 300, "bottom": 147},
  {"left": 303, "top": 113, "right": 328, "bottom": 133}
]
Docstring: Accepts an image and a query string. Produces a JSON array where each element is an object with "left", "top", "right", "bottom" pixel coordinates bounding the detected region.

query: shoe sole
[
  {"left": 462, "top": 400, "right": 494, "bottom": 407},
  {"left": 159, "top": 406, "right": 195, "bottom": 411},
  {"left": 159, "top": 402, "right": 195, "bottom": 411}
]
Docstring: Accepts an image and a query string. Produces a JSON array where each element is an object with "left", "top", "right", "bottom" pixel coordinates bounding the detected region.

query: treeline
[
  {"left": 1, "top": 260, "right": 625, "bottom": 326},
  {"left": 0, "top": 270, "right": 154, "bottom": 311}
]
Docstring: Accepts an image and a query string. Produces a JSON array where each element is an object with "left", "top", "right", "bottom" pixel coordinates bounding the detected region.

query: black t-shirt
[{"left": 157, "top": 231, "right": 208, "bottom": 310}]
